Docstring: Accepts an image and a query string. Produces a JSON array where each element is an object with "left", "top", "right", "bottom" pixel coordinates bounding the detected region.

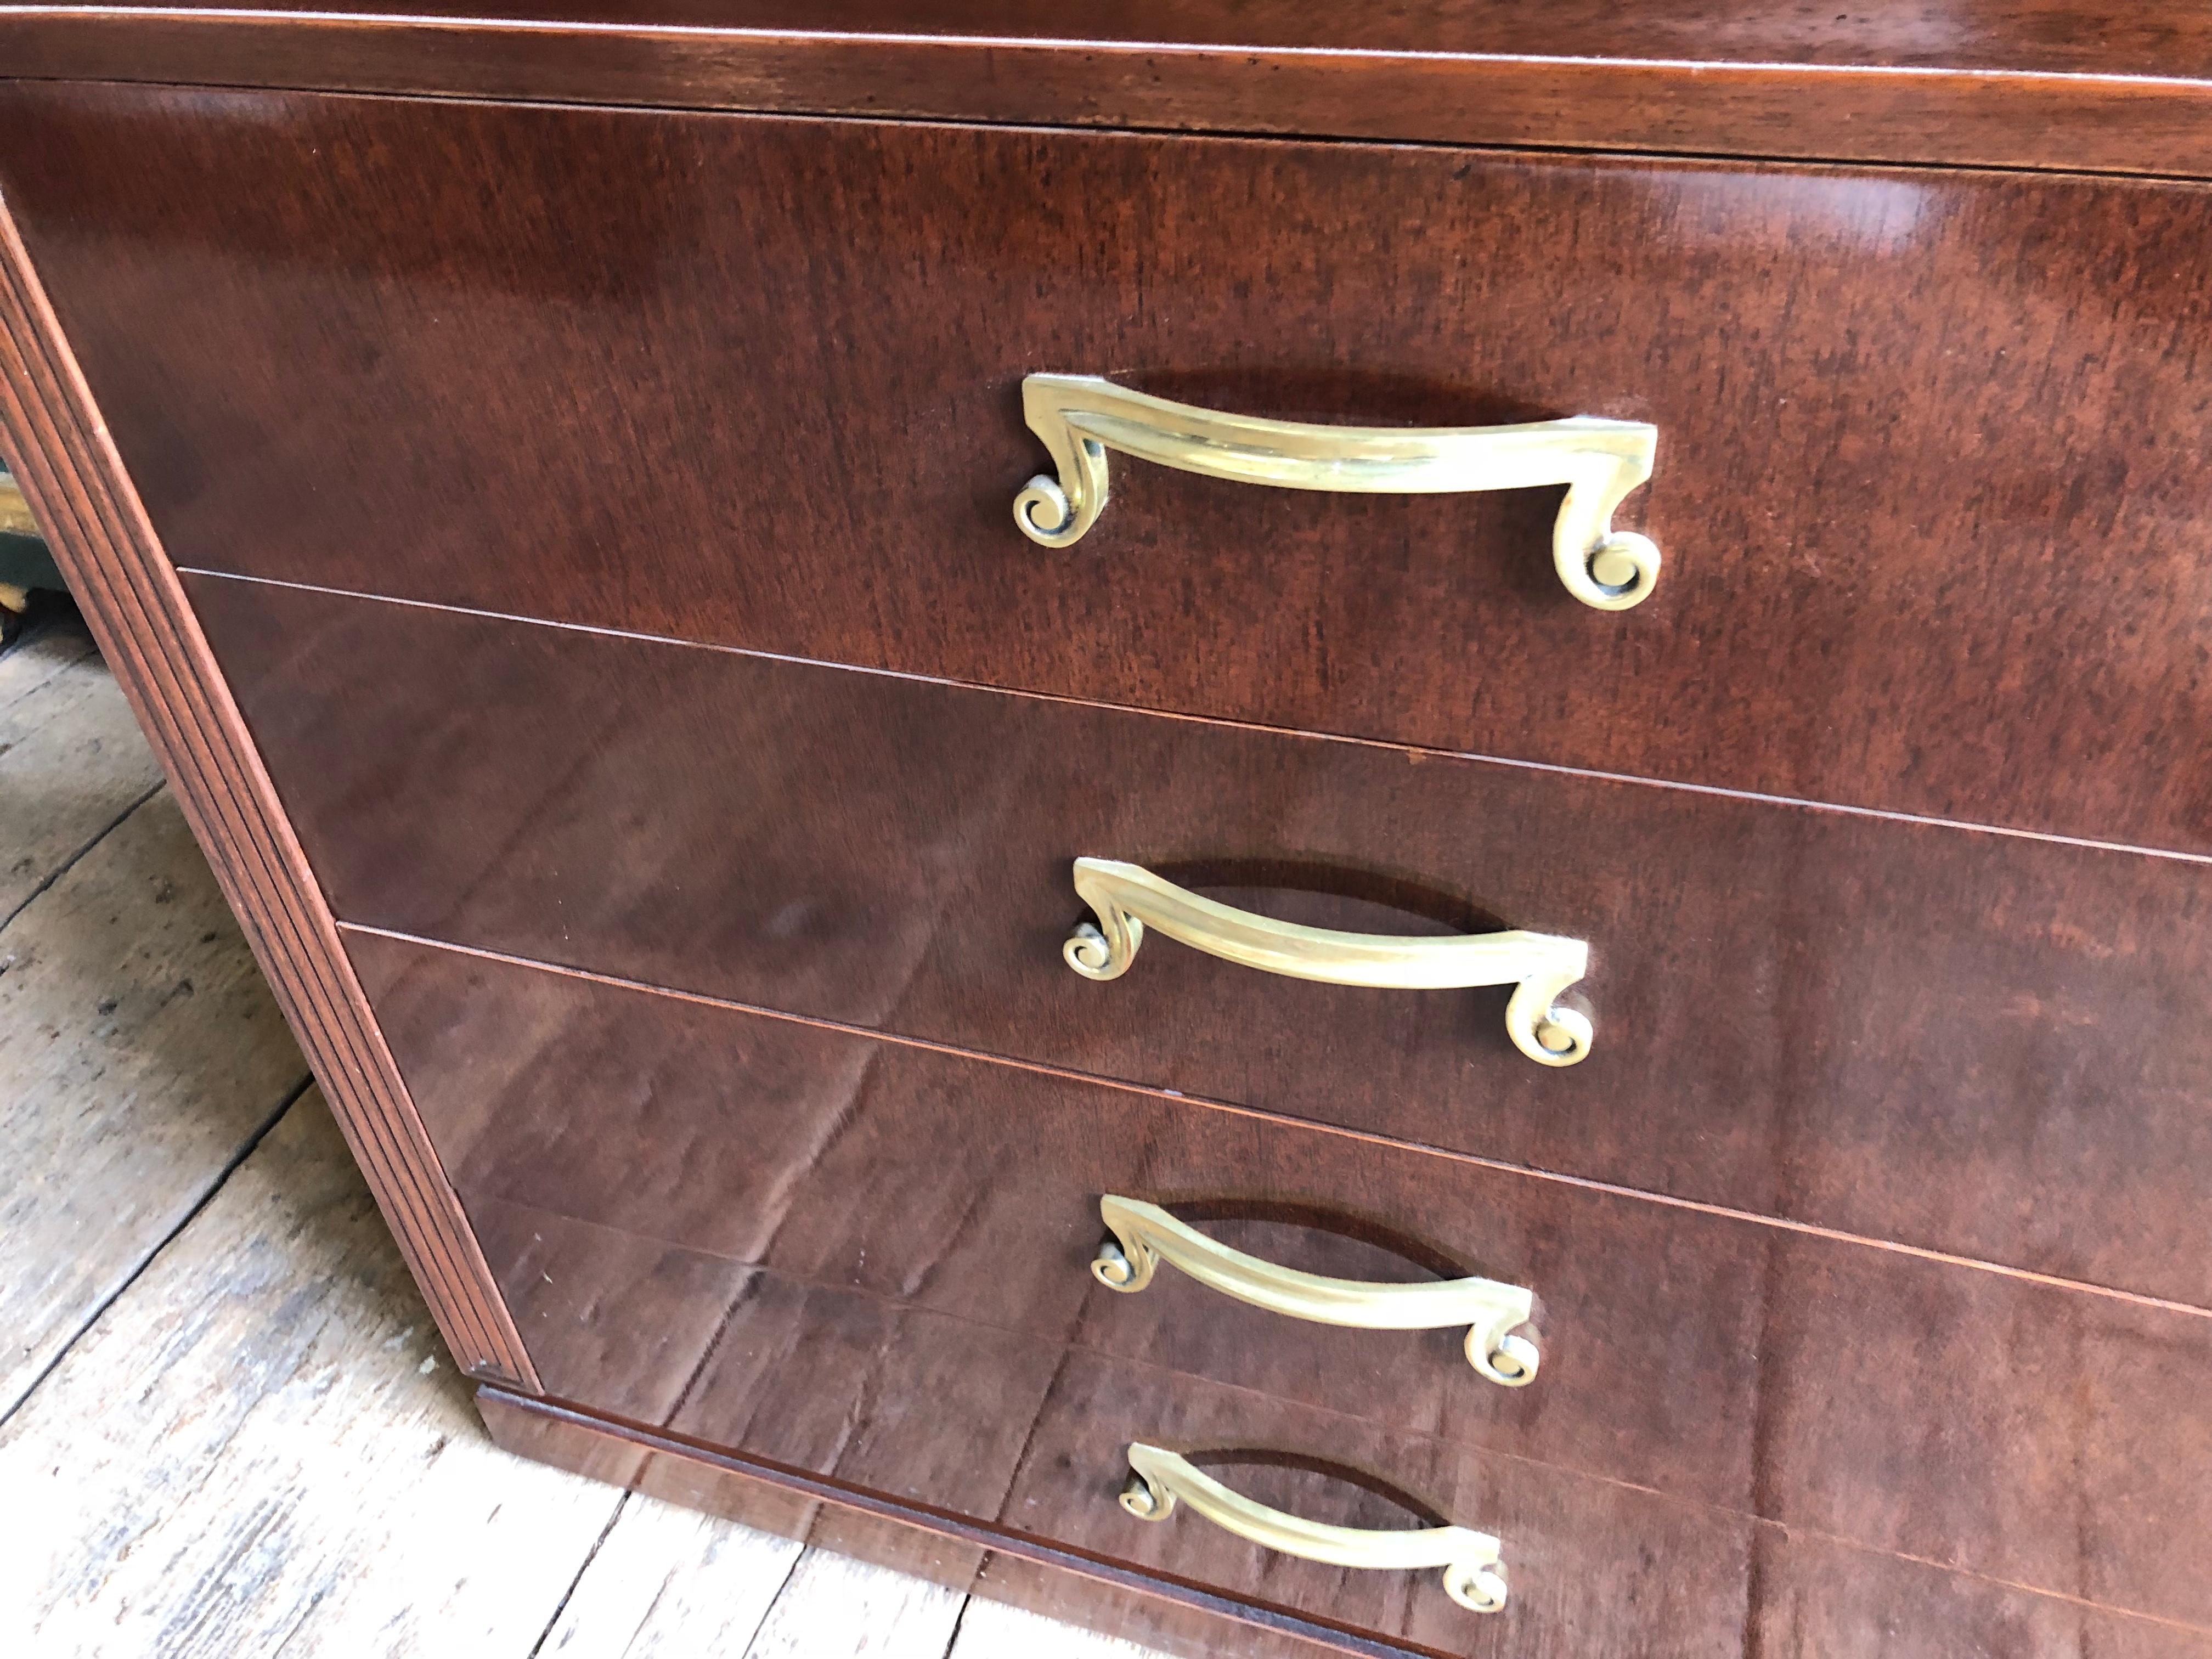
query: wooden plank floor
[{"left": 0, "top": 604, "right": 1167, "bottom": 1659}]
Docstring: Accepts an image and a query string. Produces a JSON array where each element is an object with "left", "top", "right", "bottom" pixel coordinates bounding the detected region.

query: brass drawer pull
[
  {"left": 1012, "top": 373, "right": 1660, "bottom": 611},
  {"left": 1120, "top": 1443, "right": 1508, "bottom": 1614},
  {"left": 1064, "top": 857, "right": 1593, "bottom": 1066},
  {"left": 1092, "top": 1195, "right": 1539, "bottom": 1387}
]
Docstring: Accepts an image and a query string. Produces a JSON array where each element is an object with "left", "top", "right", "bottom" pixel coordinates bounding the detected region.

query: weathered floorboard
[
  {"left": 537, "top": 1492, "right": 804, "bottom": 1657},
  {"left": 742, "top": 1546, "right": 968, "bottom": 1659},
  {"left": 0, "top": 1093, "right": 629, "bottom": 1656},
  {"left": 0, "top": 606, "right": 97, "bottom": 710},
  {"left": 950, "top": 1596, "right": 1181, "bottom": 1659},
  {"left": 0, "top": 785, "right": 307, "bottom": 1417},
  {"left": 0, "top": 612, "right": 165, "bottom": 926}
]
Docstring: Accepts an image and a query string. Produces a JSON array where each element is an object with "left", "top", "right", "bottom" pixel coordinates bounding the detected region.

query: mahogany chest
[{"left": 4, "top": 5, "right": 2210, "bottom": 1654}]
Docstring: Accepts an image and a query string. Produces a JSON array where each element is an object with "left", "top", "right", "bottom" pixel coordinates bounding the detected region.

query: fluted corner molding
[{"left": 0, "top": 189, "right": 540, "bottom": 1392}]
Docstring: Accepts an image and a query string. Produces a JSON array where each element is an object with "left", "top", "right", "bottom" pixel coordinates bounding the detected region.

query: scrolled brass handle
[
  {"left": 1091, "top": 1196, "right": 1538, "bottom": 1386},
  {"left": 1063, "top": 857, "right": 1593, "bottom": 1067},
  {"left": 1012, "top": 373, "right": 1660, "bottom": 611},
  {"left": 1119, "top": 1443, "right": 1508, "bottom": 1613}
]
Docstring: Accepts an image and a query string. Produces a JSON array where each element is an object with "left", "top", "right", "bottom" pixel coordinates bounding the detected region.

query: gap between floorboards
[
  {"left": 0, "top": 1071, "right": 313, "bottom": 1434},
  {"left": 526, "top": 1490, "right": 634, "bottom": 1659},
  {"left": 0, "top": 775, "right": 167, "bottom": 938}
]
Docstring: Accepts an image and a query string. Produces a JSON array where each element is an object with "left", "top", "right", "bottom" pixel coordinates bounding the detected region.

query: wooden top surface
[
  {"left": 6, "top": 1, "right": 2203, "bottom": 78},
  {"left": 5, "top": 1, "right": 2212, "bottom": 176}
]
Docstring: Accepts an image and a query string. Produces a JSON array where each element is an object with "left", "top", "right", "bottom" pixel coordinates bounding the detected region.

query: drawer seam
[
  {"left": 490, "top": 1383, "right": 2212, "bottom": 1640},
  {"left": 345, "top": 918, "right": 2212, "bottom": 1325},
  {"left": 184, "top": 567, "right": 2212, "bottom": 867}
]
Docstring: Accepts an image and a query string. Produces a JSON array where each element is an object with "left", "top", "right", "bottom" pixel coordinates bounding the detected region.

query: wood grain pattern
[
  {"left": 534, "top": 1498, "right": 806, "bottom": 1658},
  {"left": 0, "top": 1092, "right": 607, "bottom": 1653},
  {"left": 7, "top": 34, "right": 2205, "bottom": 1656},
  {"left": 0, "top": 602, "right": 95, "bottom": 703},
  {"left": 12, "top": 87, "right": 2211, "bottom": 850},
  {"left": 203, "top": 579, "right": 2212, "bottom": 1307},
  {"left": 956, "top": 1596, "right": 1173, "bottom": 1659},
  {"left": 0, "top": 607, "right": 163, "bottom": 925},
  {"left": 19, "top": 0, "right": 2212, "bottom": 72},
  {"left": 480, "top": 1390, "right": 1385, "bottom": 1659},
  {"left": 0, "top": 734, "right": 1144, "bottom": 1659},
  {"left": 480, "top": 1382, "right": 1756, "bottom": 1659},
  {"left": 359, "top": 929, "right": 1765, "bottom": 1512},
  {"left": 482, "top": 1381, "right": 2212, "bottom": 1658},
  {"left": 0, "top": 786, "right": 307, "bottom": 1417},
  {"left": 0, "top": 186, "right": 539, "bottom": 1389},
  {"left": 7, "top": 8, "right": 2212, "bottom": 179},
  {"left": 1008, "top": 1355, "right": 1757, "bottom": 1656},
  {"left": 742, "top": 1551, "right": 965, "bottom": 1659},
  {"left": 3, "top": 659, "right": 2177, "bottom": 1656},
  {"left": 1740, "top": 1534, "right": 2212, "bottom": 1659},
  {"left": 356, "top": 933, "right": 2212, "bottom": 1629}
]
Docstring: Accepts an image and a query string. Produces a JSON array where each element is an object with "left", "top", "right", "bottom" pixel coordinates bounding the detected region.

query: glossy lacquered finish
[
  {"left": 353, "top": 933, "right": 2212, "bottom": 1632},
  {"left": 518, "top": 1381, "right": 2212, "bottom": 1659},
  {"left": 0, "top": 174, "right": 535, "bottom": 1389},
  {"left": 10, "top": 3, "right": 2212, "bottom": 179},
  {"left": 9, "top": 26, "right": 2211, "bottom": 1656},
  {"left": 478, "top": 1391, "right": 1374, "bottom": 1659},
  {"left": 21, "top": 0, "right": 2210, "bottom": 72},
  {"left": 482, "top": 1389, "right": 2212, "bottom": 1659},
  {"left": 12, "top": 84, "right": 2212, "bottom": 850},
  {"left": 196, "top": 577, "right": 2212, "bottom": 1307}
]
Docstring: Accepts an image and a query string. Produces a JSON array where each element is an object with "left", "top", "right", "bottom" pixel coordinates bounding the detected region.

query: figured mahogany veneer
[
  {"left": 481, "top": 1390, "right": 2212, "bottom": 1659},
  {"left": 194, "top": 577, "right": 2212, "bottom": 1307},
  {"left": 9, "top": 84, "right": 2212, "bottom": 850},
  {"left": 8, "top": 13, "right": 2211, "bottom": 1653},
  {"left": 352, "top": 933, "right": 2212, "bottom": 1630}
]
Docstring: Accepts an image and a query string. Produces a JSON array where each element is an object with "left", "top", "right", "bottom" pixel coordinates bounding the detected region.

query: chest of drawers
[{"left": 5, "top": 6, "right": 2210, "bottom": 1654}]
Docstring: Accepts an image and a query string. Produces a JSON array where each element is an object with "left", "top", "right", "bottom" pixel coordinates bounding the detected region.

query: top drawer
[{"left": 8, "top": 82, "right": 2212, "bottom": 849}]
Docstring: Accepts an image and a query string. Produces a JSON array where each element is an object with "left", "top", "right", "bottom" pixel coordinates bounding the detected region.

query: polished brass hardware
[
  {"left": 1119, "top": 1443, "right": 1508, "bottom": 1613},
  {"left": 1091, "top": 1196, "right": 1539, "bottom": 1386},
  {"left": 1012, "top": 373, "right": 1660, "bottom": 610},
  {"left": 1063, "top": 857, "right": 1593, "bottom": 1066}
]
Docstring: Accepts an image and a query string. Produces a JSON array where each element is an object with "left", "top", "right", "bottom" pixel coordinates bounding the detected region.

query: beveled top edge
[
  {"left": 5, "top": 5, "right": 2212, "bottom": 183},
  {"left": 4, "top": 0, "right": 2210, "bottom": 82}
]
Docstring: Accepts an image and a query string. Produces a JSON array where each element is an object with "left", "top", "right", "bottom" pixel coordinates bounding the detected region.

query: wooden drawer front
[
  {"left": 505, "top": 1267, "right": 1756, "bottom": 1657},
  {"left": 14, "top": 82, "right": 2212, "bottom": 851},
  {"left": 482, "top": 1391, "right": 2212, "bottom": 1659},
  {"left": 352, "top": 932, "right": 2212, "bottom": 1629},
  {"left": 202, "top": 577, "right": 2212, "bottom": 1305}
]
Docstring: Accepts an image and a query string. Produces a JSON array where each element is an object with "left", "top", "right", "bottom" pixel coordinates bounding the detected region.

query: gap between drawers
[
  {"left": 182, "top": 567, "right": 2212, "bottom": 870},
  {"left": 338, "top": 918, "right": 2212, "bottom": 1326}
]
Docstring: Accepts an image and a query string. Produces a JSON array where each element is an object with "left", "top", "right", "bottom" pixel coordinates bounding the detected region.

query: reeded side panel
[{"left": 0, "top": 192, "right": 539, "bottom": 1391}]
